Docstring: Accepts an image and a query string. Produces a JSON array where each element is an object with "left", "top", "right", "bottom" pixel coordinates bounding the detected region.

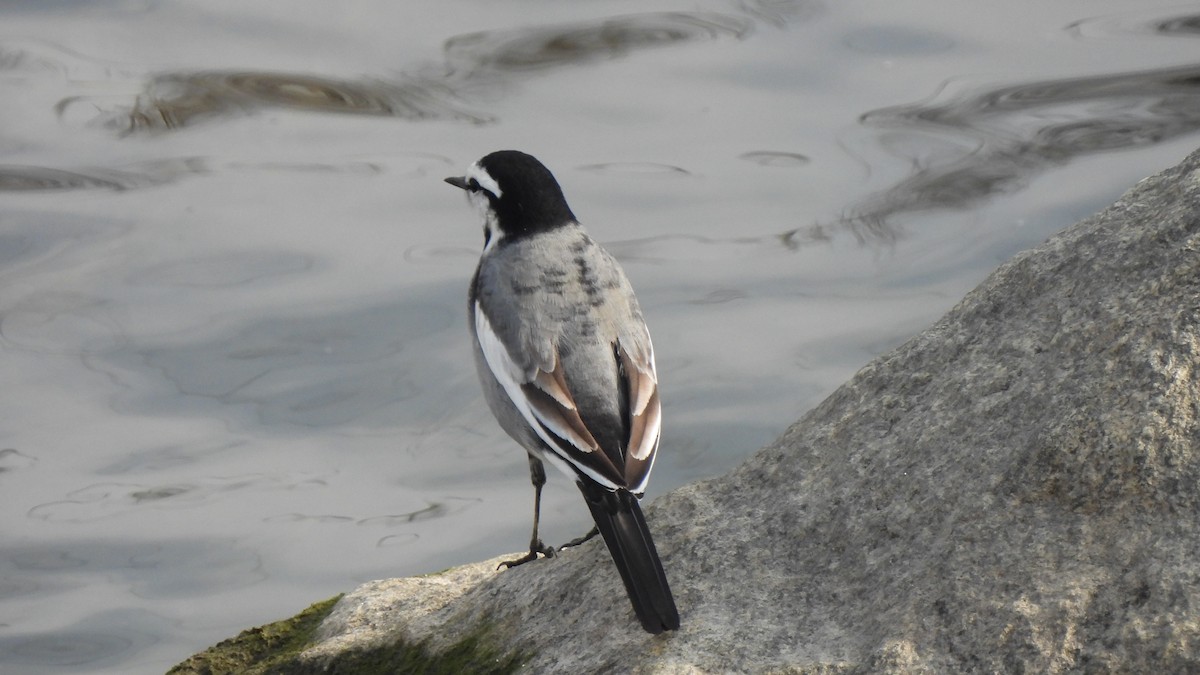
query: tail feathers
[{"left": 579, "top": 484, "right": 680, "bottom": 634}]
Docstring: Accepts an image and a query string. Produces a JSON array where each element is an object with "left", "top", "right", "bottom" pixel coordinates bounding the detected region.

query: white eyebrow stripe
[{"left": 466, "top": 161, "right": 502, "bottom": 199}]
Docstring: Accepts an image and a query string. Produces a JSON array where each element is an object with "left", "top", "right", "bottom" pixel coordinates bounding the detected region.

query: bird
[{"left": 445, "top": 150, "right": 680, "bottom": 634}]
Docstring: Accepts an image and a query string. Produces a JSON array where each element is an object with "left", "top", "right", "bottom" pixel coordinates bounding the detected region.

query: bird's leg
[
  {"left": 498, "top": 456, "right": 557, "bottom": 569},
  {"left": 558, "top": 525, "right": 599, "bottom": 550}
]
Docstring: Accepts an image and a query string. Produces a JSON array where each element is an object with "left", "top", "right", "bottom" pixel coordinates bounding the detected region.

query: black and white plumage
[{"left": 446, "top": 150, "right": 679, "bottom": 634}]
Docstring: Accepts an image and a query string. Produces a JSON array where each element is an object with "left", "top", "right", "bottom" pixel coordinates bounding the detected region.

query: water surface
[{"left": 2, "top": 1, "right": 1199, "bottom": 672}]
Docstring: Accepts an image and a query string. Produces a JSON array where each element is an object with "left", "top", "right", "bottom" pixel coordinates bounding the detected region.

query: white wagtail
[{"left": 446, "top": 150, "right": 680, "bottom": 634}]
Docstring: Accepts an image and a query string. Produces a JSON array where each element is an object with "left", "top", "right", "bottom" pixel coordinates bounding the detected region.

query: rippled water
[{"left": 2, "top": 1, "right": 1199, "bottom": 672}]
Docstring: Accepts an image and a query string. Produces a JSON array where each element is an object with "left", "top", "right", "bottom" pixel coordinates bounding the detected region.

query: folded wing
[{"left": 475, "top": 303, "right": 661, "bottom": 493}]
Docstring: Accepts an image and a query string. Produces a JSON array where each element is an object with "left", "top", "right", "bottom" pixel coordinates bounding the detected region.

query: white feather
[
  {"left": 628, "top": 447, "right": 656, "bottom": 495},
  {"left": 466, "top": 161, "right": 502, "bottom": 199}
]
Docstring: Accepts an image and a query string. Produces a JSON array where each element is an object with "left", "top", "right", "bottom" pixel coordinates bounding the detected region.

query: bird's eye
[{"left": 468, "top": 178, "right": 482, "bottom": 192}]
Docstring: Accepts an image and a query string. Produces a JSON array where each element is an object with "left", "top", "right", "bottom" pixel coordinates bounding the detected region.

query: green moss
[
  {"left": 295, "top": 625, "right": 529, "bottom": 675},
  {"left": 168, "top": 596, "right": 529, "bottom": 675},
  {"left": 167, "top": 595, "right": 342, "bottom": 675}
]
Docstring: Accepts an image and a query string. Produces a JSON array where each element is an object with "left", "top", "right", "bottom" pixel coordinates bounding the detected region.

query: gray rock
[{"left": 297, "top": 147, "right": 1200, "bottom": 673}]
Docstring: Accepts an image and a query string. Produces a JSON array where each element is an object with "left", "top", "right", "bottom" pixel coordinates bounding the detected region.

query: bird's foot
[
  {"left": 497, "top": 540, "right": 556, "bottom": 569},
  {"left": 558, "top": 526, "right": 599, "bottom": 550}
]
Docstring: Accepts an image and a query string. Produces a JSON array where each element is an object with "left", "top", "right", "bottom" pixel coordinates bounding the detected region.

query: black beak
[{"left": 444, "top": 176, "right": 470, "bottom": 190}]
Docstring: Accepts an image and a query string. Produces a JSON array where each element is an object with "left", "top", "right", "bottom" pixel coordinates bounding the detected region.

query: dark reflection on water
[
  {"left": 118, "top": 71, "right": 490, "bottom": 132},
  {"left": 0, "top": 38, "right": 141, "bottom": 80},
  {"left": 0, "top": 215, "right": 129, "bottom": 296},
  {"left": 735, "top": 0, "right": 825, "bottom": 28},
  {"left": 264, "top": 513, "right": 356, "bottom": 524},
  {"left": 57, "top": 6, "right": 816, "bottom": 134},
  {"left": 740, "top": 150, "right": 811, "bottom": 167},
  {"left": 577, "top": 161, "right": 691, "bottom": 176},
  {"left": 0, "top": 163, "right": 163, "bottom": 192},
  {"left": 0, "top": 630, "right": 135, "bottom": 668},
  {"left": 114, "top": 13, "right": 747, "bottom": 132},
  {"left": 0, "top": 157, "right": 204, "bottom": 192},
  {"left": 357, "top": 497, "right": 480, "bottom": 527},
  {"left": 0, "top": 165, "right": 124, "bottom": 191},
  {"left": 444, "top": 12, "right": 752, "bottom": 73},
  {"left": 0, "top": 540, "right": 258, "bottom": 670},
  {"left": 27, "top": 476, "right": 324, "bottom": 523},
  {"left": 0, "top": 541, "right": 252, "bottom": 667},
  {"left": 98, "top": 292, "right": 457, "bottom": 429},
  {"left": 849, "top": 63, "right": 1200, "bottom": 235},
  {"left": 94, "top": 441, "right": 247, "bottom": 475},
  {"left": 0, "top": 44, "right": 62, "bottom": 74},
  {"left": 5, "top": 539, "right": 265, "bottom": 597},
  {"left": 1156, "top": 15, "right": 1200, "bottom": 36},
  {"left": 0, "top": 155, "right": 414, "bottom": 193},
  {"left": 0, "top": 448, "right": 36, "bottom": 473},
  {"left": 1067, "top": 9, "right": 1200, "bottom": 39}
]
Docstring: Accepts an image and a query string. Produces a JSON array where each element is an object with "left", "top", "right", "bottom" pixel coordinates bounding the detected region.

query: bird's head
[{"left": 446, "top": 150, "right": 577, "bottom": 249}]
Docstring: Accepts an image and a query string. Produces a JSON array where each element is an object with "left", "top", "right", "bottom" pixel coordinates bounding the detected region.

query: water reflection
[
  {"left": 28, "top": 475, "right": 325, "bottom": 523},
  {"left": 739, "top": 150, "right": 811, "bottom": 167},
  {"left": 5, "top": 539, "right": 266, "bottom": 597},
  {"left": 0, "top": 44, "right": 63, "bottom": 74},
  {"left": 0, "top": 540, "right": 261, "bottom": 669},
  {"left": 230, "top": 498, "right": 482, "bottom": 529},
  {"left": 3, "top": 3, "right": 1198, "bottom": 672},
  {"left": 577, "top": 161, "right": 691, "bottom": 176},
  {"left": 0, "top": 448, "right": 36, "bottom": 473},
  {"left": 1155, "top": 14, "right": 1200, "bottom": 36},
  {"left": 99, "top": 294, "right": 457, "bottom": 428},
  {"left": 443, "top": 12, "right": 753, "bottom": 74},
  {"left": 47, "top": 5, "right": 823, "bottom": 134},
  {"left": 735, "top": 0, "right": 825, "bottom": 28},
  {"left": 108, "top": 12, "right": 761, "bottom": 132},
  {"left": 849, "top": 63, "right": 1200, "bottom": 233},
  {"left": 0, "top": 627, "right": 137, "bottom": 668},
  {"left": 1067, "top": 8, "right": 1200, "bottom": 39},
  {"left": 0, "top": 543, "right": 252, "bottom": 669},
  {"left": 0, "top": 159, "right": 203, "bottom": 191},
  {"left": 0, "top": 38, "right": 134, "bottom": 79},
  {"left": 356, "top": 497, "right": 480, "bottom": 527},
  {"left": 778, "top": 223, "right": 834, "bottom": 250},
  {"left": 94, "top": 441, "right": 247, "bottom": 475},
  {"left": 263, "top": 513, "right": 356, "bottom": 525},
  {"left": 0, "top": 215, "right": 126, "bottom": 282},
  {"left": 377, "top": 533, "right": 420, "bottom": 548},
  {"left": 118, "top": 71, "right": 491, "bottom": 132},
  {"left": 0, "top": 154, "right": 438, "bottom": 194}
]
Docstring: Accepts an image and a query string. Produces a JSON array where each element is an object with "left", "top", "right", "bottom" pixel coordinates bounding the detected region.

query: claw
[
  {"left": 498, "top": 540, "right": 556, "bottom": 569},
  {"left": 558, "top": 526, "right": 599, "bottom": 551}
]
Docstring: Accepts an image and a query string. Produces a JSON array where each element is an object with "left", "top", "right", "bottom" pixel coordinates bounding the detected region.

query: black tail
[{"left": 578, "top": 483, "right": 680, "bottom": 634}]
